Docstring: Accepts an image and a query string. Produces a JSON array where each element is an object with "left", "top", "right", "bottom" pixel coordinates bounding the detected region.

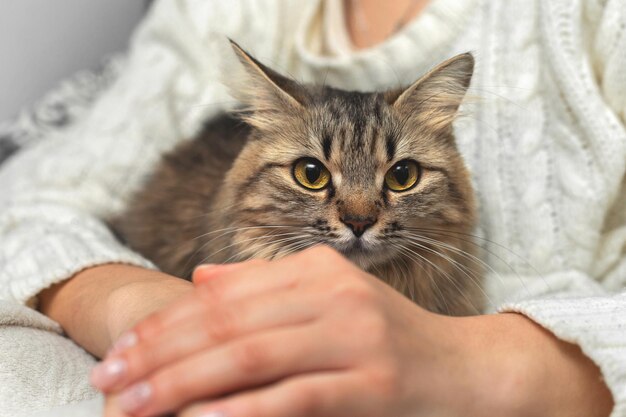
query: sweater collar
[{"left": 294, "top": 0, "right": 479, "bottom": 89}]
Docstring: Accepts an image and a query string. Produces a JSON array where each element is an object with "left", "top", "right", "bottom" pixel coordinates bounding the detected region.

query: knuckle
[
  {"left": 361, "top": 312, "right": 389, "bottom": 343},
  {"left": 197, "top": 278, "right": 228, "bottom": 302},
  {"left": 204, "top": 307, "right": 239, "bottom": 342},
  {"left": 121, "top": 346, "right": 152, "bottom": 376},
  {"left": 235, "top": 397, "right": 264, "bottom": 417},
  {"left": 291, "top": 383, "right": 324, "bottom": 416},
  {"left": 231, "top": 341, "right": 270, "bottom": 374},
  {"left": 133, "top": 313, "right": 163, "bottom": 340},
  {"left": 287, "top": 245, "right": 358, "bottom": 287},
  {"left": 152, "top": 369, "right": 187, "bottom": 404},
  {"left": 366, "top": 364, "right": 401, "bottom": 398},
  {"left": 343, "top": 313, "right": 390, "bottom": 356},
  {"left": 332, "top": 280, "right": 377, "bottom": 306}
]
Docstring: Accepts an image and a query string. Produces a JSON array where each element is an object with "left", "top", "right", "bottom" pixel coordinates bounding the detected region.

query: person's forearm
[
  {"left": 469, "top": 313, "right": 614, "bottom": 417},
  {"left": 39, "top": 264, "right": 193, "bottom": 358}
]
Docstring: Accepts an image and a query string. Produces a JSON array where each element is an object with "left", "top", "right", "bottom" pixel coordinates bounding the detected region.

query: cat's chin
[{"left": 330, "top": 238, "right": 392, "bottom": 270}]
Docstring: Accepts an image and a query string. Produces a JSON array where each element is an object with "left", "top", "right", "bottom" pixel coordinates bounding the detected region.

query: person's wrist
[
  {"left": 470, "top": 313, "right": 548, "bottom": 417},
  {"left": 400, "top": 311, "right": 508, "bottom": 417},
  {"left": 105, "top": 269, "right": 193, "bottom": 343},
  {"left": 465, "top": 313, "right": 613, "bottom": 417},
  {"left": 426, "top": 313, "right": 551, "bottom": 417}
]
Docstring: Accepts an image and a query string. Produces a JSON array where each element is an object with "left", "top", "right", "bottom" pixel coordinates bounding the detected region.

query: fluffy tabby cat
[{"left": 111, "top": 41, "right": 483, "bottom": 316}]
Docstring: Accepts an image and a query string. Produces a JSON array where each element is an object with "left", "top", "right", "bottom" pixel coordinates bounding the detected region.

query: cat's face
[{"left": 215, "top": 42, "right": 476, "bottom": 270}]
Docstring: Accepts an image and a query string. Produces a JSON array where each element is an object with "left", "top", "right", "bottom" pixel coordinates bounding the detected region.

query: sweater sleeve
[
  {"left": 0, "top": 0, "right": 256, "bottom": 305},
  {"left": 495, "top": 1, "right": 626, "bottom": 415}
]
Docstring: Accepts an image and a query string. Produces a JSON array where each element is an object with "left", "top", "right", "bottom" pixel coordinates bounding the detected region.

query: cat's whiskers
[
  {"left": 181, "top": 225, "right": 297, "bottom": 276},
  {"left": 222, "top": 234, "right": 301, "bottom": 263},
  {"left": 395, "top": 251, "right": 416, "bottom": 302},
  {"left": 406, "top": 227, "right": 526, "bottom": 272},
  {"left": 193, "top": 233, "right": 300, "bottom": 270},
  {"left": 381, "top": 251, "right": 413, "bottom": 301},
  {"left": 274, "top": 238, "right": 319, "bottom": 259},
  {"left": 196, "top": 231, "right": 304, "bottom": 266},
  {"left": 190, "top": 225, "right": 294, "bottom": 242},
  {"left": 392, "top": 241, "right": 482, "bottom": 315},
  {"left": 185, "top": 202, "right": 241, "bottom": 221},
  {"left": 400, "top": 234, "right": 493, "bottom": 309},
  {"left": 405, "top": 226, "right": 548, "bottom": 296},
  {"left": 274, "top": 238, "right": 319, "bottom": 260},
  {"left": 407, "top": 229, "right": 523, "bottom": 297},
  {"left": 405, "top": 232, "right": 494, "bottom": 275},
  {"left": 390, "top": 242, "right": 442, "bottom": 308},
  {"left": 403, "top": 231, "right": 502, "bottom": 298},
  {"left": 369, "top": 259, "right": 389, "bottom": 288},
  {"left": 389, "top": 242, "right": 451, "bottom": 314},
  {"left": 224, "top": 233, "right": 313, "bottom": 263}
]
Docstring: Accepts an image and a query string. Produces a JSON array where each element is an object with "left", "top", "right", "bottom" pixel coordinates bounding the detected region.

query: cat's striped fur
[{"left": 112, "top": 42, "right": 483, "bottom": 316}]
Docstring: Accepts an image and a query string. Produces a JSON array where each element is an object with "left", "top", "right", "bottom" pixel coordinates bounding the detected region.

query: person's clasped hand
[{"left": 91, "top": 246, "right": 549, "bottom": 417}]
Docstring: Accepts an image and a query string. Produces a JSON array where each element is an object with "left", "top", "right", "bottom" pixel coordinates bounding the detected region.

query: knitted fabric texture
[{"left": 0, "top": 0, "right": 625, "bottom": 414}]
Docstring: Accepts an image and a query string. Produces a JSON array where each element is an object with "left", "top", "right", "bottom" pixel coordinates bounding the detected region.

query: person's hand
[
  {"left": 40, "top": 264, "right": 195, "bottom": 417},
  {"left": 92, "top": 246, "right": 613, "bottom": 417},
  {"left": 102, "top": 266, "right": 195, "bottom": 346},
  {"left": 89, "top": 265, "right": 195, "bottom": 417},
  {"left": 41, "top": 263, "right": 194, "bottom": 358}
]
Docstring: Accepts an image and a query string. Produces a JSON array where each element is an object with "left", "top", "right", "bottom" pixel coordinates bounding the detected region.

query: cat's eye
[
  {"left": 385, "top": 160, "right": 421, "bottom": 192},
  {"left": 293, "top": 158, "right": 331, "bottom": 190}
]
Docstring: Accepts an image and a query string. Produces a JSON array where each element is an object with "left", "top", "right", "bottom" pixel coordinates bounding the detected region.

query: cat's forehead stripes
[
  {"left": 385, "top": 130, "right": 398, "bottom": 162},
  {"left": 313, "top": 90, "right": 393, "bottom": 172},
  {"left": 322, "top": 131, "right": 332, "bottom": 160}
]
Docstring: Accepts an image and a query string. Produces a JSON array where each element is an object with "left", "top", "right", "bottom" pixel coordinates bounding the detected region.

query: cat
[{"left": 111, "top": 40, "right": 483, "bottom": 316}]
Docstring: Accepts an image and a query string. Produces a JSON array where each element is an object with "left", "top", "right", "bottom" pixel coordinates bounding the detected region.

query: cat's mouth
[{"left": 330, "top": 236, "right": 390, "bottom": 269}]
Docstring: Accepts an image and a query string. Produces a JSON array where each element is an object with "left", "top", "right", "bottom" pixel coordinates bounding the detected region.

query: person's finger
[
  {"left": 154, "top": 245, "right": 352, "bottom": 343},
  {"left": 192, "top": 245, "right": 353, "bottom": 290},
  {"left": 104, "top": 394, "right": 134, "bottom": 417},
  {"left": 193, "top": 258, "right": 301, "bottom": 301},
  {"left": 106, "top": 259, "right": 300, "bottom": 356},
  {"left": 93, "top": 290, "right": 322, "bottom": 392},
  {"left": 115, "top": 323, "right": 343, "bottom": 417},
  {"left": 178, "top": 372, "right": 362, "bottom": 417},
  {"left": 191, "top": 261, "right": 253, "bottom": 285},
  {"left": 152, "top": 259, "right": 296, "bottom": 329}
]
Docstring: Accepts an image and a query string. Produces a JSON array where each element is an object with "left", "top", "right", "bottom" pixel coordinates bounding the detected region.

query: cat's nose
[{"left": 340, "top": 216, "right": 376, "bottom": 238}]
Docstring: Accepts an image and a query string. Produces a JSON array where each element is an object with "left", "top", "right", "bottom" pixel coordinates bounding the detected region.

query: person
[{"left": 1, "top": 0, "right": 625, "bottom": 416}]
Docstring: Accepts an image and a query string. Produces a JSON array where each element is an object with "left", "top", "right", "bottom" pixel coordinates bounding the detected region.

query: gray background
[{"left": 0, "top": 1, "right": 149, "bottom": 121}]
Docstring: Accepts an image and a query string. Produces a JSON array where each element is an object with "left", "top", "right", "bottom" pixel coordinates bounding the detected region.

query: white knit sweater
[{"left": 1, "top": 0, "right": 625, "bottom": 413}]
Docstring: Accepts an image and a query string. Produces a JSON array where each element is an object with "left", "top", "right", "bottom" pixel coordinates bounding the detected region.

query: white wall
[{"left": 0, "top": 1, "right": 148, "bottom": 120}]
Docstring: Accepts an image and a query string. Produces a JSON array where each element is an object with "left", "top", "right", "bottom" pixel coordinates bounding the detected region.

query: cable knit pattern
[{"left": 0, "top": 0, "right": 625, "bottom": 414}]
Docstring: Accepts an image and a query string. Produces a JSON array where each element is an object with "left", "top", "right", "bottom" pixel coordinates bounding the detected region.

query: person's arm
[
  {"left": 0, "top": 0, "right": 260, "bottom": 351},
  {"left": 39, "top": 264, "right": 193, "bottom": 358},
  {"left": 88, "top": 247, "right": 614, "bottom": 417}
]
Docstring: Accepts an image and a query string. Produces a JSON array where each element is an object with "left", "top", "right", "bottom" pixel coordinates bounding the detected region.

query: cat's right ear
[{"left": 228, "top": 39, "right": 307, "bottom": 120}]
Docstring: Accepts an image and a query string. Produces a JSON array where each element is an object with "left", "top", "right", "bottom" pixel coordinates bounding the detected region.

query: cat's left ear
[
  {"left": 228, "top": 39, "right": 307, "bottom": 118},
  {"left": 388, "top": 53, "right": 474, "bottom": 132}
]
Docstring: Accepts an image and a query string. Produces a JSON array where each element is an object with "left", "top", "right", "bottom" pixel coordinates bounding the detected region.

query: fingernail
[
  {"left": 108, "top": 331, "right": 138, "bottom": 356},
  {"left": 118, "top": 382, "right": 152, "bottom": 413},
  {"left": 90, "top": 358, "right": 127, "bottom": 389},
  {"left": 198, "top": 412, "right": 228, "bottom": 417}
]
